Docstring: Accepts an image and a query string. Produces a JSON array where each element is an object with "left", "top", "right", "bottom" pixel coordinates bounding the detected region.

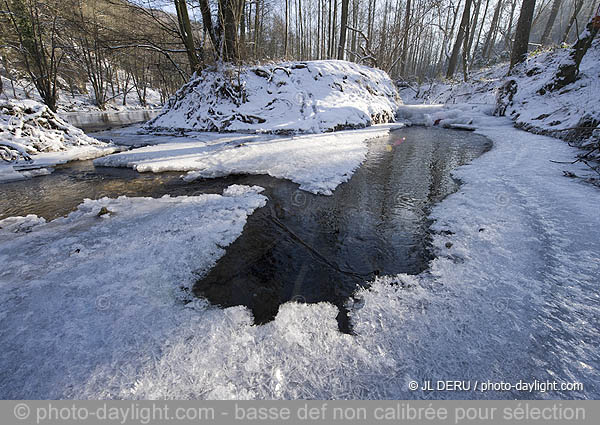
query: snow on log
[{"left": 146, "top": 60, "right": 402, "bottom": 133}]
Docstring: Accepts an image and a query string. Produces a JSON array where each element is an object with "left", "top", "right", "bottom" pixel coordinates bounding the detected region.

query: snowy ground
[
  {"left": 0, "top": 103, "right": 598, "bottom": 399},
  {"left": 398, "top": 39, "right": 600, "bottom": 158},
  {"left": 0, "top": 187, "right": 267, "bottom": 399},
  {"left": 147, "top": 60, "right": 401, "bottom": 133},
  {"left": 94, "top": 124, "right": 401, "bottom": 195},
  {"left": 0, "top": 100, "right": 117, "bottom": 183}
]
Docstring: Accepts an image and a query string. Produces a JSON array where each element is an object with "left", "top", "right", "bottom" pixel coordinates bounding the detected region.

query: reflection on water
[
  {"left": 0, "top": 127, "right": 491, "bottom": 332},
  {"left": 194, "top": 127, "right": 492, "bottom": 331},
  {"left": 60, "top": 109, "right": 159, "bottom": 132}
]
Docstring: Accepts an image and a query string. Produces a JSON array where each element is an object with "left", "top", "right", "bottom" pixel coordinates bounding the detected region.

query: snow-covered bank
[
  {"left": 352, "top": 112, "right": 600, "bottom": 399},
  {"left": 147, "top": 60, "right": 401, "bottom": 133},
  {"left": 95, "top": 124, "right": 401, "bottom": 195},
  {"left": 0, "top": 100, "right": 116, "bottom": 182},
  {"left": 91, "top": 124, "right": 275, "bottom": 147},
  {"left": 399, "top": 39, "right": 600, "bottom": 158},
  {"left": 0, "top": 187, "right": 267, "bottom": 399},
  {"left": 115, "top": 111, "right": 600, "bottom": 399},
  {"left": 396, "top": 104, "right": 479, "bottom": 129}
]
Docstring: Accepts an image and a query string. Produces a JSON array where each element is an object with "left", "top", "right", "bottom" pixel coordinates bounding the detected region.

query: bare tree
[
  {"left": 466, "top": 0, "right": 482, "bottom": 56},
  {"left": 503, "top": 0, "right": 517, "bottom": 49},
  {"left": 482, "top": 0, "right": 503, "bottom": 60},
  {"left": 447, "top": 0, "right": 473, "bottom": 79},
  {"left": 562, "top": 0, "right": 585, "bottom": 43},
  {"left": 471, "top": 0, "right": 490, "bottom": 61},
  {"left": 196, "top": 0, "right": 243, "bottom": 62},
  {"left": 174, "top": 0, "right": 199, "bottom": 70},
  {"left": 4, "top": 0, "right": 64, "bottom": 111},
  {"left": 540, "top": 0, "right": 564, "bottom": 45},
  {"left": 337, "top": 0, "right": 349, "bottom": 59},
  {"left": 510, "top": 0, "right": 537, "bottom": 71}
]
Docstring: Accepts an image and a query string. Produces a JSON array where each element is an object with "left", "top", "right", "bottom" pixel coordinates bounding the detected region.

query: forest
[{"left": 1, "top": 0, "right": 598, "bottom": 111}]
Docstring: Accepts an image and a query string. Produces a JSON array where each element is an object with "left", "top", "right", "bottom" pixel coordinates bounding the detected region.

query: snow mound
[
  {"left": 0, "top": 100, "right": 107, "bottom": 159},
  {"left": 146, "top": 60, "right": 401, "bottom": 133},
  {"left": 0, "top": 100, "right": 116, "bottom": 182}
]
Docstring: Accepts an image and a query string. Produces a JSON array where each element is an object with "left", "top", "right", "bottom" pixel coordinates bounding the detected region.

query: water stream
[{"left": 0, "top": 126, "right": 491, "bottom": 332}]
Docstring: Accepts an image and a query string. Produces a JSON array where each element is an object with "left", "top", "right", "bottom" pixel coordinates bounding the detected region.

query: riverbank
[
  {"left": 398, "top": 40, "right": 600, "bottom": 162},
  {"left": 1, "top": 105, "right": 598, "bottom": 398}
]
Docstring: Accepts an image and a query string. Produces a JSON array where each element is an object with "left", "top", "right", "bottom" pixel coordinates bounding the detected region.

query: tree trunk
[
  {"left": 174, "top": 0, "right": 199, "bottom": 71},
  {"left": 337, "top": 0, "right": 349, "bottom": 59},
  {"left": 367, "top": 0, "right": 374, "bottom": 47},
  {"left": 284, "top": 0, "right": 289, "bottom": 57},
  {"left": 504, "top": 0, "right": 517, "bottom": 49},
  {"left": 438, "top": 1, "right": 461, "bottom": 74},
  {"left": 327, "top": 0, "right": 332, "bottom": 58},
  {"left": 482, "top": 0, "right": 502, "bottom": 59},
  {"left": 350, "top": 0, "right": 358, "bottom": 58},
  {"left": 239, "top": 0, "right": 246, "bottom": 54},
  {"left": 400, "top": 0, "right": 412, "bottom": 76},
  {"left": 542, "top": 15, "right": 599, "bottom": 92},
  {"left": 466, "top": 0, "right": 482, "bottom": 56},
  {"left": 332, "top": 0, "right": 338, "bottom": 59},
  {"left": 198, "top": 0, "right": 220, "bottom": 56},
  {"left": 254, "top": 0, "right": 260, "bottom": 56},
  {"left": 562, "top": 0, "right": 585, "bottom": 43},
  {"left": 219, "top": 0, "right": 241, "bottom": 62},
  {"left": 510, "top": 0, "right": 537, "bottom": 70},
  {"left": 540, "top": 0, "right": 563, "bottom": 45},
  {"left": 447, "top": 0, "right": 473, "bottom": 79},
  {"left": 472, "top": 0, "right": 490, "bottom": 61},
  {"left": 462, "top": 1, "right": 472, "bottom": 81}
]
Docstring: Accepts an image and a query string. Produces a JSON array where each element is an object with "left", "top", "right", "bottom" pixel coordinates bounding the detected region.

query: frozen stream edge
[{"left": 0, "top": 107, "right": 599, "bottom": 399}]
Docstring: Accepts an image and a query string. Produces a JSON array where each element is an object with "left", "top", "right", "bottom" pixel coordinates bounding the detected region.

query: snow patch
[
  {"left": 0, "top": 214, "right": 46, "bottom": 234},
  {"left": 95, "top": 124, "right": 400, "bottom": 195}
]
